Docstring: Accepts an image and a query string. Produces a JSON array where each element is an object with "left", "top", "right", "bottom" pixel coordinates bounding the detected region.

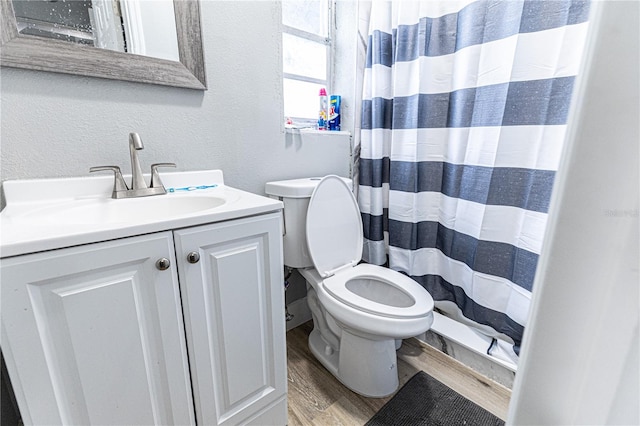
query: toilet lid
[{"left": 306, "top": 175, "right": 363, "bottom": 278}]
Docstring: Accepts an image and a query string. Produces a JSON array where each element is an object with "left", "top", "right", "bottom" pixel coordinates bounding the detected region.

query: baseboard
[
  {"left": 429, "top": 312, "right": 518, "bottom": 371},
  {"left": 409, "top": 312, "right": 517, "bottom": 389}
]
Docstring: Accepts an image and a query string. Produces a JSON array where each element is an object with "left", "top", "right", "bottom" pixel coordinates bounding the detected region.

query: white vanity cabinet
[
  {"left": 174, "top": 212, "right": 287, "bottom": 425},
  {"left": 1, "top": 212, "right": 287, "bottom": 425},
  {"left": 1, "top": 231, "right": 194, "bottom": 425}
]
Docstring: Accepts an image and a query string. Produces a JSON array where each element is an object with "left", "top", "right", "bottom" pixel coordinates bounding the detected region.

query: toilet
[{"left": 265, "top": 175, "right": 434, "bottom": 397}]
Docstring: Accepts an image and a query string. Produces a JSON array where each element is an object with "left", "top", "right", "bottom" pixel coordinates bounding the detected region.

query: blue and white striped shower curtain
[{"left": 358, "top": 0, "right": 590, "bottom": 360}]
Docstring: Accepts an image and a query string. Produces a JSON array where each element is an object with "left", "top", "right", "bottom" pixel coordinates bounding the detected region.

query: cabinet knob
[
  {"left": 187, "top": 252, "right": 200, "bottom": 264},
  {"left": 156, "top": 258, "right": 171, "bottom": 270}
]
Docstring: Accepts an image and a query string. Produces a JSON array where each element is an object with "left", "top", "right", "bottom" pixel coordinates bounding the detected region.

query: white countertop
[{"left": 1, "top": 170, "right": 282, "bottom": 258}]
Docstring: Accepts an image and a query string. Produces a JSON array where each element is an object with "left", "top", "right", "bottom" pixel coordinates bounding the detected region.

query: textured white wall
[{"left": 0, "top": 1, "right": 351, "bottom": 207}]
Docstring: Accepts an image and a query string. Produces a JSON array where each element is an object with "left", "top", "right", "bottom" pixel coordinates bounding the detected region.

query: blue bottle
[{"left": 328, "top": 95, "right": 341, "bottom": 131}]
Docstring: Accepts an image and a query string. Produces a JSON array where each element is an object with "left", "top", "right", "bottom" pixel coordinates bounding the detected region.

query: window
[{"left": 282, "top": 0, "right": 333, "bottom": 126}]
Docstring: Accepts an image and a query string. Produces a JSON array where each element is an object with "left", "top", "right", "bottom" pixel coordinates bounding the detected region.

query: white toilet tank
[{"left": 265, "top": 177, "right": 352, "bottom": 268}]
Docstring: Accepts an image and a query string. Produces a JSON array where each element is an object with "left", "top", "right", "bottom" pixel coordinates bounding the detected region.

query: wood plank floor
[{"left": 287, "top": 321, "right": 511, "bottom": 425}]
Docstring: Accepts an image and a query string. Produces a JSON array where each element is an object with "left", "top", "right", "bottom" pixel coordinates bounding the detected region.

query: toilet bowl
[{"left": 265, "top": 175, "right": 434, "bottom": 397}]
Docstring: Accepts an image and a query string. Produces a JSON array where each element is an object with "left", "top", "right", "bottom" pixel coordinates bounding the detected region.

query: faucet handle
[
  {"left": 150, "top": 163, "right": 176, "bottom": 189},
  {"left": 90, "top": 166, "right": 129, "bottom": 195}
]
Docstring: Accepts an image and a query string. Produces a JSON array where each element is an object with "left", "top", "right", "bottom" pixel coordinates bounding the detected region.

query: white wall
[
  {"left": 0, "top": 1, "right": 351, "bottom": 207},
  {"left": 508, "top": 1, "right": 639, "bottom": 424}
]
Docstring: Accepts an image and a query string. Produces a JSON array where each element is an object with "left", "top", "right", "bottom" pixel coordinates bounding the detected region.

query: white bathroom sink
[
  {"left": 0, "top": 170, "right": 283, "bottom": 257},
  {"left": 21, "top": 195, "right": 228, "bottom": 225}
]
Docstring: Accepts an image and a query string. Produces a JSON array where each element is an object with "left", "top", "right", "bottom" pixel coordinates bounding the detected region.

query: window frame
[{"left": 282, "top": 0, "right": 335, "bottom": 124}]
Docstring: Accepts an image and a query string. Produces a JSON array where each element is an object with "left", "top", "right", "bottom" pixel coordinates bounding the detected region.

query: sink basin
[
  {"left": 0, "top": 170, "right": 284, "bottom": 258},
  {"left": 22, "top": 195, "right": 227, "bottom": 225}
]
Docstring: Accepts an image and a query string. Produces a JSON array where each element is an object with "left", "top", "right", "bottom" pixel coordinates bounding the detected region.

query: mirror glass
[{"left": 11, "top": 0, "right": 179, "bottom": 61}]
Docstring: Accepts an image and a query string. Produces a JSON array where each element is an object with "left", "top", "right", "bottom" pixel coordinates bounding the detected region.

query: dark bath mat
[{"left": 365, "top": 371, "right": 505, "bottom": 426}]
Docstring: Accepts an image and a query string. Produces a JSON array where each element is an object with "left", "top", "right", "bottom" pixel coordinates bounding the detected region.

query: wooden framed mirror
[{"left": 0, "top": 0, "right": 207, "bottom": 90}]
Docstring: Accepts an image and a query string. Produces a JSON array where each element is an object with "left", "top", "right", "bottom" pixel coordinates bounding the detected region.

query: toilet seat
[
  {"left": 306, "top": 176, "right": 433, "bottom": 320},
  {"left": 323, "top": 264, "right": 434, "bottom": 319}
]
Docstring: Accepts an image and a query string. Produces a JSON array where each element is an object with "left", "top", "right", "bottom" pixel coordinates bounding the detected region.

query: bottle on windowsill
[{"left": 318, "top": 88, "right": 328, "bottom": 131}]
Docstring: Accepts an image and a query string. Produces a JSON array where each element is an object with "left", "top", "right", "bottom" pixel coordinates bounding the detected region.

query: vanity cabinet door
[
  {"left": 0, "top": 232, "right": 195, "bottom": 425},
  {"left": 174, "top": 212, "right": 287, "bottom": 425}
]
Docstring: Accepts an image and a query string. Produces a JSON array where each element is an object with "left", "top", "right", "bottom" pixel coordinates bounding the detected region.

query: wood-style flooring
[{"left": 286, "top": 321, "right": 511, "bottom": 425}]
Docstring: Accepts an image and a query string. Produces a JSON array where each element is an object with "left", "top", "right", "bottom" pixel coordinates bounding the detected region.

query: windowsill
[{"left": 285, "top": 127, "right": 351, "bottom": 137}]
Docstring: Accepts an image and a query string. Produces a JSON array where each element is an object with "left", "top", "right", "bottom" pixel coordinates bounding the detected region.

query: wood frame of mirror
[{"left": 0, "top": 0, "right": 207, "bottom": 90}]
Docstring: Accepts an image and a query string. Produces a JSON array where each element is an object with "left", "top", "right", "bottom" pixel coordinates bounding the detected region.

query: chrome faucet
[
  {"left": 90, "top": 133, "right": 176, "bottom": 199},
  {"left": 129, "top": 132, "right": 147, "bottom": 191}
]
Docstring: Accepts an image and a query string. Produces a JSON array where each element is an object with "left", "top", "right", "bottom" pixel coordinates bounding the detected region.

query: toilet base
[{"left": 308, "top": 326, "right": 399, "bottom": 398}]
